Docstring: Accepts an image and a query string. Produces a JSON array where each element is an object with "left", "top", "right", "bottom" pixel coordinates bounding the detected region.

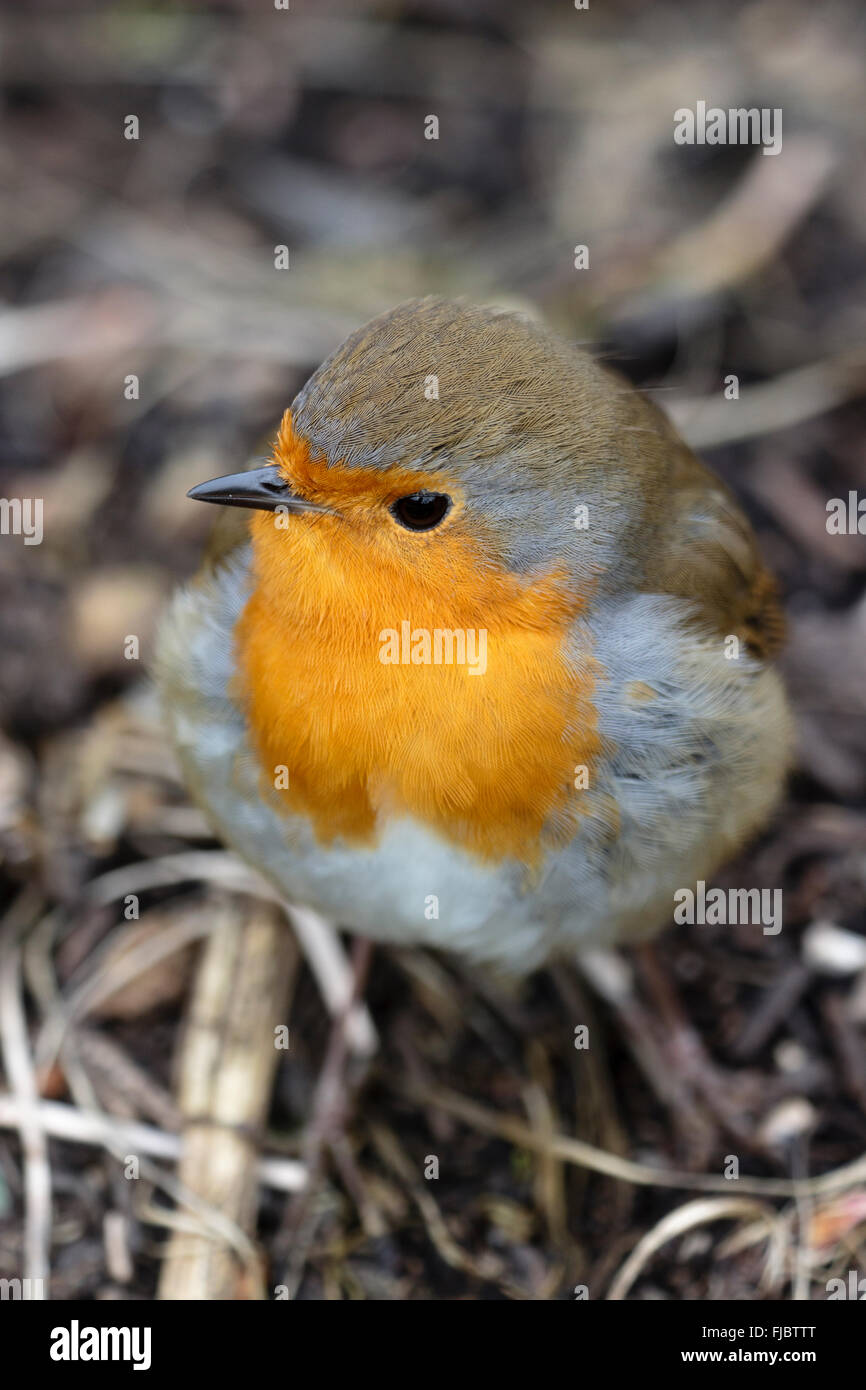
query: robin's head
[{"left": 189, "top": 297, "right": 681, "bottom": 620}]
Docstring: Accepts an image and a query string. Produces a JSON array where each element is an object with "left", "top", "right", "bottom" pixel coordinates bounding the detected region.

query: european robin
[{"left": 157, "top": 297, "right": 791, "bottom": 974}]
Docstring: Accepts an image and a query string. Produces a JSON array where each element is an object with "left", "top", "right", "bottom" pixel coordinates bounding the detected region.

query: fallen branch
[{"left": 157, "top": 900, "right": 298, "bottom": 1300}]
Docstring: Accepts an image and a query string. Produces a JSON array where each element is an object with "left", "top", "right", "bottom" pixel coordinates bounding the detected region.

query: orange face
[{"left": 234, "top": 412, "right": 602, "bottom": 867}]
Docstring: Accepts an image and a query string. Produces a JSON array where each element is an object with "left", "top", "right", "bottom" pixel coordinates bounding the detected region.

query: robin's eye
[{"left": 389, "top": 490, "right": 452, "bottom": 531}]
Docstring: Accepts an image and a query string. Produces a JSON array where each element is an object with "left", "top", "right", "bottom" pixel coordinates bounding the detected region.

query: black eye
[{"left": 390, "top": 490, "right": 452, "bottom": 531}]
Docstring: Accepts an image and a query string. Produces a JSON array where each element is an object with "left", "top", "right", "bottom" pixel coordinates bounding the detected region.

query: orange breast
[{"left": 232, "top": 422, "right": 601, "bottom": 867}]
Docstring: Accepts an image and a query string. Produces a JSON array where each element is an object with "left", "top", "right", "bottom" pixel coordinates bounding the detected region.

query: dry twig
[{"left": 157, "top": 899, "right": 298, "bottom": 1300}]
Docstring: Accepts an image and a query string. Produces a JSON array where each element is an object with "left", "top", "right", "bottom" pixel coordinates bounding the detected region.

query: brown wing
[{"left": 646, "top": 428, "right": 785, "bottom": 660}]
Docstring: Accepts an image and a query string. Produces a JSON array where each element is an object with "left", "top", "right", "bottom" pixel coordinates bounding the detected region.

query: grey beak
[{"left": 187, "top": 464, "right": 329, "bottom": 514}]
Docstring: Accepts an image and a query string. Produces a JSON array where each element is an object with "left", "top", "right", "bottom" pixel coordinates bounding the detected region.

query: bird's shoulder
[{"left": 634, "top": 398, "right": 785, "bottom": 660}]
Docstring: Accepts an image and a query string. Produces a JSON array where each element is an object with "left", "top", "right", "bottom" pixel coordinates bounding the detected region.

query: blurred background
[{"left": 1, "top": 0, "right": 865, "bottom": 1301}]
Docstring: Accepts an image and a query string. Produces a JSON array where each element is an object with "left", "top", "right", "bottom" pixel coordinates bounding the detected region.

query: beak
[{"left": 187, "top": 464, "right": 329, "bottom": 514}]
